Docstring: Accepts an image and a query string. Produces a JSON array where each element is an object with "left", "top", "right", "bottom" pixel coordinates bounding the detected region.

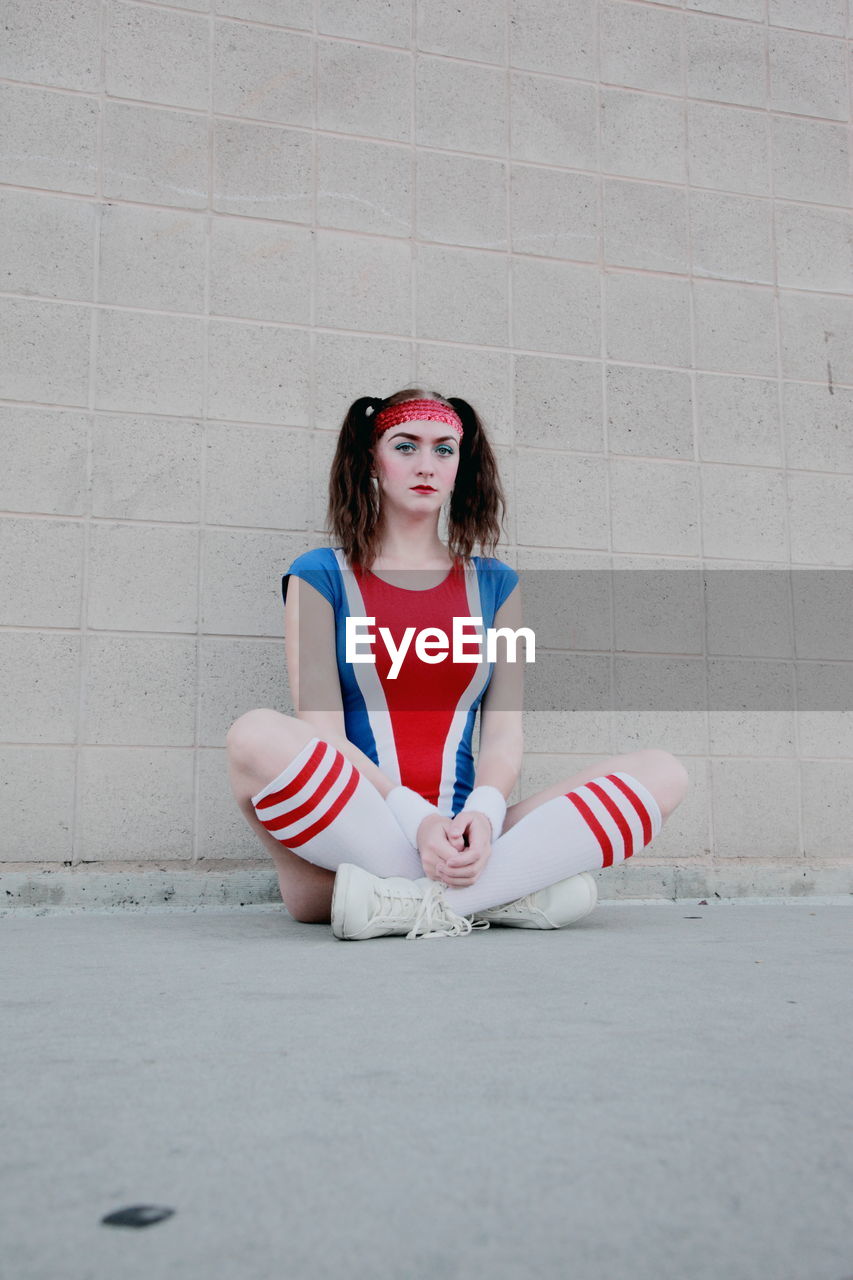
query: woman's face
[{"left": 372, "top": 418, "right": 461, "bottom": 512}]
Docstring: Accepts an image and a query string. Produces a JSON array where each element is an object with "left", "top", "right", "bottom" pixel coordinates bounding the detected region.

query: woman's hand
[
  {"left": 417, "top": 810, "right": 493, "bottom": 888},
  {"left": 416, "top": 811, "right": 468, "bottom": 884}
]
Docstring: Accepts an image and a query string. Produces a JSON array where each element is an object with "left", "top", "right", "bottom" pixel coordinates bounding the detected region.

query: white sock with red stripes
[
  {"left": 251, "top": 737, "right": 424, "bottom": 879},
  {"left": 443, "top": 771, "right": 663, "bottom": 916}
]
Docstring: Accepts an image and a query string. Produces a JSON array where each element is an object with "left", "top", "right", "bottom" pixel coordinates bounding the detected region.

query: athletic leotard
[{"left": 283, "top": 547, "right": 519, "bottom": 816}]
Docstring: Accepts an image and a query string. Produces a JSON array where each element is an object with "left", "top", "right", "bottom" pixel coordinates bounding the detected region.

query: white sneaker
[
  {"left": 331, "top": 863, "right": 490, "bottom": 941},
  {"left": 473, "top": 872, "right": 598, "bottom": 930}
]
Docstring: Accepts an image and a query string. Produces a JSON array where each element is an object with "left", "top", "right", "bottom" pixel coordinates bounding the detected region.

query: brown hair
[{"left": 325, "top": 388, "right": 507, "bottom": 571}]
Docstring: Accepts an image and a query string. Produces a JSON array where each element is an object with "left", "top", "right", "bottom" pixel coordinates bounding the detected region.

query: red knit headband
[{"left": 371, "top": 399, "right": 464, "bottom": 439}]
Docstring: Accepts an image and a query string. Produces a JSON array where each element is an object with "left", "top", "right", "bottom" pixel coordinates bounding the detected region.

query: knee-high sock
[
  {"left": 251, "top": 737, "right": 423, "bottom": 879},
  {"left": 443, "top": 771, "right": 663, "bottom": 916}
]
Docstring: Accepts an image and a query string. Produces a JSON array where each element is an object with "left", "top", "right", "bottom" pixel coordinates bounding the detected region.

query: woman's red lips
[{"left": 411, "top": 485, "right": 436, "bottom": 491}]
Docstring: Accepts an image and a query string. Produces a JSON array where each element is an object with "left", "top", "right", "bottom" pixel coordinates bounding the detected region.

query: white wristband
[
  {"left": 385, "top": 786, "right": 440, "bottom": 849},
  {"left": 458, "top": 785, "right": 507, "bottom": 840}
]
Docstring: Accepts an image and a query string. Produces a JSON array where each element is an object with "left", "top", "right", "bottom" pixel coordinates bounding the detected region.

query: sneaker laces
[{"left": 405, "top": 881, "right": 490, "bottom": 940}]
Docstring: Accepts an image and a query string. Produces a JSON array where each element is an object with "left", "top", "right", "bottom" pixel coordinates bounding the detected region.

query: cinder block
[
  {"left": 778, "top": 292, "right": 853, "bottom": 385},
  {"left": 0, "top": 84, "right": 98, "bottom": 194},
  {"left": 512, "top": 258, "right": 600, "bottom": 357},
  {"left": 514, "top": 354, "right": 601, "bottom": 452},
  {"left": 213, "top": 119, "right": 312, "bottom": 223},
  {"left": 417, "top": 245, "right": 508, "bottom": 346},
  {"left": 605, "top": 273, "right": 691, "bottom": 368},
  {"left": 196, "top": 747, "right": 263, "bottom": 859},
  {"left": 696, "top": 373, "right": 780, "bottom": 467},
  {"left": 417, "top": 345, "right": 511, "bottom": 445},
  {"left": 317, "top": 41, "right": 412, "bottom": 142},
  {"left": 76, "top": 747, "right": 195, "bottom": 860},
  {"left": 199, "top": 638, "right": 291, "bottom": 745},
  {"left": 510, "top": 73, "right": 597, "bottom": 168},
  {"left": 606, "top": 365, "right": 692, "bottom": 460},
  {"left": 612, "top": 558, "right": 704, "bottom": 656},
  {"left": 208, "top": 321, "right": 310, "bottom": 425},
  {"left": 0, "top": 407, "right": 89, "bottom": 516},
  {"left": 782, "top": 382, "right": 853, "bottom": 473},
  {"left": 600, "top": 1, "right": 682, "bottom": 94},
  {"left": 686, "top": 0, "right": 764, "bottom": 19},
  {"left": 95, "top": 310, "right": 205, "bottom": 416},
  {"left": 610, "top": 458, "right": 700, "bottom": 556},
  {"left": 775, "top": 205, "right": 853, "bottom": 295},
  {"left": 104, "top": 1, "right": 209, "bottom": 110},
  {"left": 769, "top": 0, "right": 848, "bottom": 36},
  {"left": 213, "top": 21, "right": 313, "bottom": 125},
  {"left": 691, "top": 190, "right": 774, "bottom": 284},
  {"left": 521, "top": 709, "right": 612, "bottom": 759},
  {"left": 82, "top": 636, "right": 197, "bottom": 746},
  {"left": 687, "top": 101, "right": 770, "bottom": 195},
  {"left": 204, "top": 423, "right": 312, "bottom": 529},
  {"left": 510, "top": 166, "right": 598, "bottom": 261},
  {"left": 704, "top": 561, "right": 793, "bottom": 659},
  {"left": 797, "top": 700, "right": 853, "bottom": 761},
  {"left": 686, "top": 14, "right": 767, "bottom": 108},
  {"left": 788, "top": 473, "right": 853, "bottom": 566},
  {"left": 416, "top": 0, "right": 505, "bottom": 64},
  {"left": 416, "top": 57, "right": 508, "bottom": 155},
  {"left": 91, "top": 415, "right": 202, "bottom": 522},
  {"left": 0, "top": 518, "right": 84, "bottom": 628},
  {"left": 604, "top": 178, "right": 689, "bottom": 274},
  {"left": 600, "top": 87, "right": 686, "bottom": 182},
  {"left": 316, "top": 232, "right": 412, "bottom": 335},
  {"left": 311, "top": 431, "right": 338, "bottom": 531},
  {"left": 314, "top": 333, "right": 415, "bottom": 429},
  {"left": 98, "top": 204, "right": 206, "bottom": 312},
  {"left": 509, "top": 0, "right": 596, "bottom": 79},
  {"left": 416, "top": 152, "right": 507, "bottom": 251},
  {"left": 0, "top": 633, "right": 80, "bottom": 744},
  {"left": 0, "top": 0, "right": 100, "bottom": 91},
  {"left": 769, "top": 28, "right": 847, "bottom": 119},
  {"left": 214, "top": 0, "right": 311, "bottom": 25},
  {"left": 0, "top": 298, "right": 90, "bottom": 406},
  {"left": 772, "top": 116, "right": 849, "bottom": 206},
  {"left": 103, "top": 102, "right": 208, "bottom": 208},
  {"left": 201, "top": 529, "right": 312, "bottom": 637},
  {"left": 87, "top": 523, "right": 199, "bottom": 632},
  {"left": 516, "top": 450, "right": 609, "bottom": 549},
  {"left": 317, "top": 137, "right": 412, "bottom": 238},
  {"left": 210, "top": 219, "right": 313, "bottom": 323},
  {"left": 701, "top": 466, "right": 788, "bottom": 562},
  {"left": 0, "top": 190, "right": 95, "bottom": 301},
  {"left": 0, "top": 747, "right": 76, "bottom": 861},
  {"left": 711, "top": 758, "right": 800, "bottom": 858},
  {"left": 318, "top": 0, "right": 413, "bottom": 46},
  {"left": 611, "top": 701, "right": 709, "bottom": 760},
  {"left": 692, "top": 279, "right": 777, "bottom": 376},
  {"left": 707, "top": 696, "right": 796, "bottom": 760}
]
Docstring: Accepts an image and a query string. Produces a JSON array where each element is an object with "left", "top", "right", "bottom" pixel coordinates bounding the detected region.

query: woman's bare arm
[{"left": 283, "top": 572, "right": 398, "bottom": 797}]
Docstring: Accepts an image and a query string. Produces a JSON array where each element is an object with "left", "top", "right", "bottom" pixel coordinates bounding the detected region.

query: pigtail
[
  {"left": 326, "top": 396, "right": 384, "bottom": 571},
  {"left": 446, "top": 397, "right": 507, "bottom": 561}
]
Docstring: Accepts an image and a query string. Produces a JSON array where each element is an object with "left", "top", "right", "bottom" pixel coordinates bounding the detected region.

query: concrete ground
[{"left": 2, "top": 901, "right": 853, "bottom": 1280}]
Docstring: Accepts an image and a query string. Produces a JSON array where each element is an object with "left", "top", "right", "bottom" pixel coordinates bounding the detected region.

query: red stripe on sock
[
  {"left": 281, "top": 763, "right": 359, "bottom": 849},
  {"left": 260, "top": 750, "right": 345, "bottom": 834},
  {"left": 255, "top": 740, "right": 326, "bottom": 811},
  {"left": 585, "top": 779, "right": 635, "bottom": 862},
  {"left": 566, "top": 789, "right": 615, "bottom": 868},
  {"left": 606, "top": 774, "right": 654, "bottom": 846}
]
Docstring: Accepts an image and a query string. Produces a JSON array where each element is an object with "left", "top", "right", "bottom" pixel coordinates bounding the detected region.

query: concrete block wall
[{"left": 1, "top": 0, "right": 852, "bottom": 903}]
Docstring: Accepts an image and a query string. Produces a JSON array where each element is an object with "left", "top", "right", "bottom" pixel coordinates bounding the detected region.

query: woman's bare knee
[
  {"left": 634, "top": 749, "right": 689, "bottom": 819},
  {"left": 225, "top": 709, "right": 310, "bottom": 783}
]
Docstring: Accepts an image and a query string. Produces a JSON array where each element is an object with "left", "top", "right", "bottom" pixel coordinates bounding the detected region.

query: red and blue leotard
[{"left": 282, "top": 547, "right": 519, "bottom": 816}]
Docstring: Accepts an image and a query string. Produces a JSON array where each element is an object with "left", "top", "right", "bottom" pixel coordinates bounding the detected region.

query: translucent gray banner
[{"left": 292, "top": 569, "right": 853, "bottom": 712}]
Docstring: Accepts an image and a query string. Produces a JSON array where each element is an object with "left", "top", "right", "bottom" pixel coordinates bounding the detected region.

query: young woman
[{"left": 226, "top": 389, "right": 689, "bottom": 939}]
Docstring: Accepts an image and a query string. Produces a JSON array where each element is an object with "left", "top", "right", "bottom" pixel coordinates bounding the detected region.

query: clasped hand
[{"left": 415, "top": 810, "right": 493, "bottom": 889}]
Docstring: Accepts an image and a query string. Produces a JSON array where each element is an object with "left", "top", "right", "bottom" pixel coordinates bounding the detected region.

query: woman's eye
[{"left": 437, "top": 446, "right": 454, "bottom": 456}]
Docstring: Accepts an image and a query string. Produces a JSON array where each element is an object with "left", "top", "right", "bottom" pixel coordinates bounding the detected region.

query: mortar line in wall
[
  {"left": 190, "top": 4, "right": 215, "bottom": 865},
  {"left": 410, "top": 0, "right": 417, "bottom": 375},
  {"left": 503, "top": 0, "right": 515, "bottom": 558},
  {"left": 69, "top": 0, "right": 107, "bottom": 870},
  {"left": 765, "top": 1, "right": 807, "bottom": 873},
  {"left": 681, "top": 0, "right": 713, "bottom": 833},
  {"left": 590, "top": 3, "right": 617, "bottom": 759}
]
